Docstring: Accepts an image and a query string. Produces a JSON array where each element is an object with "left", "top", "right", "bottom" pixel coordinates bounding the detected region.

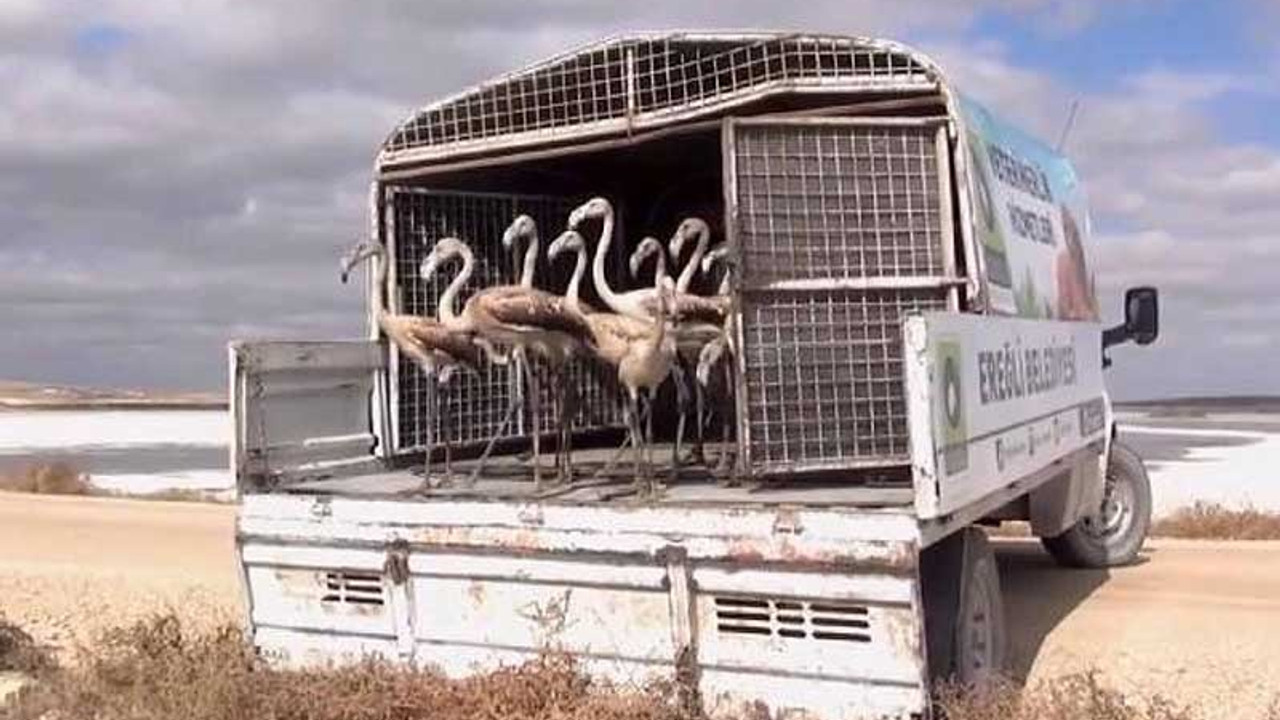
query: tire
[
  {"left": 921, "top": 526, "right": 1007, "bottom": 685},
  {"left": 1042, "top": 441, "right": 1151, "bottom": 568},
  {"left": 953, "top": 527, "right": 1007, "bottom": 686}
]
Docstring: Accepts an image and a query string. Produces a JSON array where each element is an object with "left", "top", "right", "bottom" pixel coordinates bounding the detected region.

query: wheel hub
[{"left": 1083, "top": 470, "right": 1135, "bottom": 540}]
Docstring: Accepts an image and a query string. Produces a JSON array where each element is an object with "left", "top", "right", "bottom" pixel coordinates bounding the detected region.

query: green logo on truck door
[{"left": 938, "top": 339, "right": 969, "bottom": 474}]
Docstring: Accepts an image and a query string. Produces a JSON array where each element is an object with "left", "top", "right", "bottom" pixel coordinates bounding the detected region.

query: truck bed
[
  {"left": 280, "top": 444, "right": 915, "bottom": 507},
  {"left": 237, "top": 486, "right": 930, "bottom": 719}
]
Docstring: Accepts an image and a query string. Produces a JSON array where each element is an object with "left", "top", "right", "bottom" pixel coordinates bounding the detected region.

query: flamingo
[
  {"left": 568, "top": 197, "right": 660, "bottom": 323},
  {"left": 548, "top": 229, "right": 679, "bottom": 493},
  {"left": 633, "top": 222, "right": 728, "bottom": 467},
  {"left": 420, "top": 228, "right": 592, "bottom": 490},
  {"left": 695, "top": 243, "right": 738, "bottom": 481},
  {"left": 668, "top": 217, "right": 712, "bottom": 294},
  {"left": 340, "top": 239, "right": 482, "bottom": 489}
]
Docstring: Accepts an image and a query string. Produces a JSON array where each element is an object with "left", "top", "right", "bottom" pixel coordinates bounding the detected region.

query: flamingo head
[
  {"left": 547, "top": 229, "right": 584, "bottom": 262},
  {"left": 340, "top": 239, "right": 382, "bottom": 284},
  {"left": 700, "top": 243, "right": 732, "bottom": 275},
  {"left": 629, "top": 237, "right": 664, "bottom": 279},
  {"left": 567, "top": 196, "right": 612, "bottom": 229},
  {"left": 501, "top": 214, "right": 537, "bottom": 250},
  {"left": 420, "top": 237, "right": 469, "bottom": 281},
  {"left": 668, "top": 217, "right": 709, "bottom": 259}
]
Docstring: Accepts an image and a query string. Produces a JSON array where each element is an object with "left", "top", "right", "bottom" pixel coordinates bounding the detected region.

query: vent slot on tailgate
[
  {"left": 714, "top": 596, "right": 870, "bottom": 643},
  {"left": 321, "top": 571, "right": 385, "bottom": 607}
]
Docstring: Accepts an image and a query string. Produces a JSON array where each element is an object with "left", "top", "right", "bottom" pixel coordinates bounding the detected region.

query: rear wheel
[
  {"left": 1042, "top": 441, "right": 1151, "bottom": 568},
  {"left": 921, "top": 526, "right": 1007, "bottom": 686},
  {"left": 953, "top": 528, "right": 1006, "bottom": 685}
]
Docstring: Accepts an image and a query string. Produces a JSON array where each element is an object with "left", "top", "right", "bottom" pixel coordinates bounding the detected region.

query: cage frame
[
  {"left": 365, "top": 32, "right": 988, "bottom": 482},
  {"left": 721, "top": 115, "right": 963, "bottom": 477}
]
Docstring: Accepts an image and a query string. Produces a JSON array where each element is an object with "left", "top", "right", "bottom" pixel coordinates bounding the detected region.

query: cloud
[{"left": 1, "top": 1, "right": 1276, "bottom": 400}]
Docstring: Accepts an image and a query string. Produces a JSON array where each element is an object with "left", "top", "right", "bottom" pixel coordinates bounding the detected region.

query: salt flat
[{"left": 1118, "top": 409, "right": 1280, "bottom": 514}]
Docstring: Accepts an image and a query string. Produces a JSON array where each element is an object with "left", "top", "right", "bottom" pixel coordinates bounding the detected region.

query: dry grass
[
  {"left": 95, "top": 487, "right": 231, "bottom": 504},
  {"left": 936, "top": 673, "right": 1209, "bottom": 720},
  {"left": 0, "top": 461, "right": 90, "bottom": 496},
  {"left": 5, "top": 614, "right": 1277, "bottom": 720},
  {"left": 0, "top": 617, "right": 54, "bottom": 675},
  {"left": 4, "top": 614, "right": 689, "bottom": 720},
  {"left": 0, "top": 461, "right": 229, "bottom": 503},
  {"left": 1152, "top": 502, "right": 1280, "bottom": 541}
]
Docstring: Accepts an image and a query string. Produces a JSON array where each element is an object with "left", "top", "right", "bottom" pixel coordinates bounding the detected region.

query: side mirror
[
  {"left": 1124, "top": 286, "right": 1159, "bottom": 345},
  {"left": 1103, "top": 286, "right": 1159, "bottom": 349}
]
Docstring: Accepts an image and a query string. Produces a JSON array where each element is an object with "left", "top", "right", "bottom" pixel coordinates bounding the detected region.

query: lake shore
[{"left": 0, "top": 380, "right": 224, "bottom": 412}]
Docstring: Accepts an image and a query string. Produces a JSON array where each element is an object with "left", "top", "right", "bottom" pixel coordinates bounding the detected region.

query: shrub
[
  {"left": 0, "top": 461, "right": 90, "bottom": 495},
  {"left": 4, "top": 613, "right": 688, "bottom": 720},
  {"left": 0, "top": 617, "right": 54, "bottom": 675},
  {"left": 1152, "top": 502, "right": 1280, "bottom": 541}
]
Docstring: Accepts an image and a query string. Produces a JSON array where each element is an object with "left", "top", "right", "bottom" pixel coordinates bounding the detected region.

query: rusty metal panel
[
  {"left": 230, "top": 340, "right": 384, "bottom": 491},
  {"left": 237, "top": 494, "right": 928, "bottom": 718}
]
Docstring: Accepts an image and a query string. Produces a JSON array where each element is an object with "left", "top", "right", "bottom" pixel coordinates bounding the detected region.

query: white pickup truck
[{"left": 230, "top": 33, "right": 1159, "bottom": 719}]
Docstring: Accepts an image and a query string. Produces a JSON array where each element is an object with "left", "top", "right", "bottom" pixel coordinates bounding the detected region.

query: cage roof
[{"left": 377, "top": 32, "right": 944, "bottom": 173}]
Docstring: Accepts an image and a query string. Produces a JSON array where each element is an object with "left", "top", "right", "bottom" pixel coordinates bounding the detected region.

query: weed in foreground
[
  {"left": 936, "top": 672, "right": 1197, "bottom": 720},
  {"left": 0, "top": 461, "right": 90, "bottom": 495},
  {"left": 3, "top": 613, "right": 690, "bottom": 720},
  {"left": 5, "top": 614, "right": 1275, "bottom": 720},
  {"left": 1151, "top": 502, "right": 1280, "bottom": 541},
  {"left": 0, "top": 617, "right": 55, "bottom": 675}
]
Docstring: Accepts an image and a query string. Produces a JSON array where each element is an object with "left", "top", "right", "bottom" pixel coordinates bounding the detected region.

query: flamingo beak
[
  {"left": 340, "top": 240, "right": 375, "bottom": 284},
  {"left": 420, "top": 254, "right": 438, "bottom": 281}
]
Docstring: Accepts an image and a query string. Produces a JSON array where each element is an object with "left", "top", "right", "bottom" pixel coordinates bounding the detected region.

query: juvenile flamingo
[{"left": 340, "top": 239, "right": 481, "bottom": 489}]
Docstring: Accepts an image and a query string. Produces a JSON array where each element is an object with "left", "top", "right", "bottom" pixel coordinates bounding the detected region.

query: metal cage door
[
  {"left": 382, "top": 187, "right": 623, "bottom": 458},
  {"left": 723, "top": 117, "right": 961, "bottom": 478}
]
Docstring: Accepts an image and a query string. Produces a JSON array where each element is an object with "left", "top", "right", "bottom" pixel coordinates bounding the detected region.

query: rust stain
[{"left": 467, "top": 580, "right": 487, "bottom": 605}]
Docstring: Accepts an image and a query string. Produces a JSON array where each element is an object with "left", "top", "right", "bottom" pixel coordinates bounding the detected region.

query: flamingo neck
[
  {"left": 437, "top": 244, "right": 474, "bottom": 326},
  {"left": 651, "top": 250, "right": 668, "bottom": 288},
  {"left": 647, "top": 292, "right": 670, "bottom": 355},
  {"left": 675, "top": 226, "right": 709, "bottom": 293},
  {"left": 517, "top": 231, "right": 538, "bottom": 289},
  {"left": 591, "top": 205, "right": 627, "bottom": 315},
  {"left": 371, "top": 245, "right": 392, "bottom": 330},
  {"left": 565, "top": 244, "right": 586, "bottom": 313}
]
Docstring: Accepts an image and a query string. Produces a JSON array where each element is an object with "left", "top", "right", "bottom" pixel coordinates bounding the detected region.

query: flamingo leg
[
  {"left": 717, "top": 359, "right": 739, "bottom": 485},
  {"left": 525, "top": 355, "right": 543, "bottom": 491},
  {"left": 467, "top": 349, "right": 527, "bottom": 487},
  {"left": 418, "top": 373, "right": 438, "bottom": 493},
  {"left": 558, "top": 375, "right": 577, "bottom": 484},
  {"left": 694, "top": 379, "right": 707, "bottom": 465},
  {"left": 669, "top": 363, "right": 691, "bottom": 484},
  {"left": 630, "top": 392, "right": 649, "bottom": 495}
]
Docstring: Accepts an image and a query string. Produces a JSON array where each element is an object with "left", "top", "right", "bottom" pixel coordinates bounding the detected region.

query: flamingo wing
[{"left": 480, "top": 288, "right": 595, "bottom": 346}]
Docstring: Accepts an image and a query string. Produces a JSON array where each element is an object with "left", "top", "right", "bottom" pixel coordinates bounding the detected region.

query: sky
[{"left": 1, "top": 0, "right": 1277, "bottom": 400}]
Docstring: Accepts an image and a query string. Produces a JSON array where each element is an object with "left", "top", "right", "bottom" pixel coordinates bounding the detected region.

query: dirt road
[
  {"left": 2, "top": 494, "right": 1278, "bottom": 717},
  {"left": 0, "top": 493, "right": 240, "bottom": 652}
]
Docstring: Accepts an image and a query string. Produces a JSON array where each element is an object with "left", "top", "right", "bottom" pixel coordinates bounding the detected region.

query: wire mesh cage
[
  {"left": 387, "top": 188, "right": 624, "bottom": 455},
  {"left": 383, "top": 34, "right": 936, "bottom": 157},
  {"left": 728, "top": 119, "right": 955, "bottom": 477}
]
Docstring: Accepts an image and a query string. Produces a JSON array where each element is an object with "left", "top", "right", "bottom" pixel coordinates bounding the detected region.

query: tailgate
[{"left": 238, "top": 495, "right": 929, "bottom": 719}]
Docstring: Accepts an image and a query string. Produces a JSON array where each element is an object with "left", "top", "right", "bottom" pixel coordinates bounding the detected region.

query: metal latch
[{"left": 384, "top": 540, "right": 410, "bottom": 586}]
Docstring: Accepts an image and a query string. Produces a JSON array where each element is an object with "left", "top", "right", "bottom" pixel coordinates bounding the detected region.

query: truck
[{"left": 229, "top": 32, "right": 1160, "bottom": 719}]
